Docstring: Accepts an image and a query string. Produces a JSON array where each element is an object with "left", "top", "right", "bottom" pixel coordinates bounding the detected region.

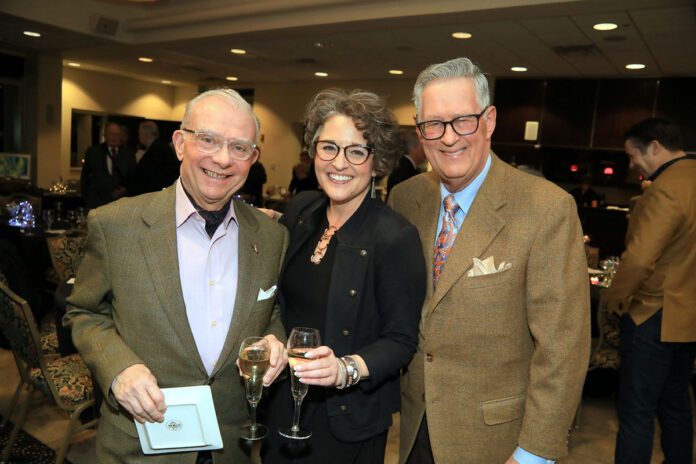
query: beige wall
[
  {"left": 55, "top": 67, "right": 418, "bottom": 192},
  {"left": 56, "top": 68, "right": 197, "bottom": 185}
]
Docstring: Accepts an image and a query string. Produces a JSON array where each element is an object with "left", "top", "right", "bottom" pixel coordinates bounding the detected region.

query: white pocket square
[
  {"left": 257, "top": 285, "right": 277, "bottom": 301},
  {"left": 467, "top": 256, "right": 512, "bottom": 277}
]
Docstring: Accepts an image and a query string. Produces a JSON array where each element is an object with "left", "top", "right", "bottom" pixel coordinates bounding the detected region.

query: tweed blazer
[
  {"left": 64, "top": 184, "right": 289, "bottom": 463},
  {"left": 607, "top": 157, "right": 696, "bottom": 342},
  {"left": 388, "top": 154, "right": 590, "bottom": 463}
]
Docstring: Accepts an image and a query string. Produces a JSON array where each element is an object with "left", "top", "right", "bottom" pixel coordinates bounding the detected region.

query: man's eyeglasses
[
  {"left": 313, "top": 140, "right": 374, "bottom": 165},
  {"left": 182, "top": 128, "right": 257, "bottom": 160},
  {"left": 416, "top": 107, "right": 489, "bottom": 140}
]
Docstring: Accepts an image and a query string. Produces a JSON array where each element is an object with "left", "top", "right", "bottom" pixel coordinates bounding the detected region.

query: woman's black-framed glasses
[
  {"left": 416, "top": 106, "right": 490, "bottom": 140},
  {"left": 182, "top": 128, "right": 257, "bottom": 160},
  {"left": 313, "top": 140, "right": 374, "bottom": 165}
]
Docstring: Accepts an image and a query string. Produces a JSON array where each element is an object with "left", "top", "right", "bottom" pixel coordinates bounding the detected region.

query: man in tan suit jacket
[
  {"left": 389, "top": 57, "right": 590, "bottom": 464},
  {"left": 607, "top": 118, "right": 696, "bottom": 464},
  {"left": 64, "top": 89, "right": 289, "bottom": 463}
]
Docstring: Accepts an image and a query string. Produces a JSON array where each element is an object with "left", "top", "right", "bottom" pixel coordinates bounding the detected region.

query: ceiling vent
[{"left": 551, "top": 44, "right": 601, "bottom": 57}]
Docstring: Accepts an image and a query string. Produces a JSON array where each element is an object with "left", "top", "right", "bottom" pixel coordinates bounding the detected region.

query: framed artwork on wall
[{"left": 0, "top": 153, "right": 31, "bottom": 179}]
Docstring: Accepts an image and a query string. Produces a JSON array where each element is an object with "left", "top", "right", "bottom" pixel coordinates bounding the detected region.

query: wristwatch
[{"left": 341, "top": 356, "right": 359, "bottom": 386}]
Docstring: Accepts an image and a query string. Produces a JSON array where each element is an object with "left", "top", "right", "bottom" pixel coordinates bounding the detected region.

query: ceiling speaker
[{"left": 91, "top": 15, "right": 119, "bottom": 36}]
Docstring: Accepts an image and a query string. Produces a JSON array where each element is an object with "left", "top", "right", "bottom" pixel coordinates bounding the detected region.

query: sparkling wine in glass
[
  {"left": 239, "top": 336, "right": 270, "bottom": 440},
  {"left": 43, "top": 209, "right": 55, "bottom": 231},
  {"left": 279, "top": 327, "right": 320, "bottom": 439}
]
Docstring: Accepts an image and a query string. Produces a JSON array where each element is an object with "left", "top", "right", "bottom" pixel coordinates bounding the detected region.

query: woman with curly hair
[{"left": 263, "top": 88, "right": 426, "bottom": 463}]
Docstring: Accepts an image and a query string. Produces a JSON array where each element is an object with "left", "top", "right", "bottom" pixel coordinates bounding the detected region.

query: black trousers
[{"left": 615, "top": 311, "right": 696, "bottom": 464}]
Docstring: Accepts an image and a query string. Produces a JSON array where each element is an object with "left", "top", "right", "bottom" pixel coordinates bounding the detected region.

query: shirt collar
[
  {"left": 440, "top": 153, "right": 492, "bottom": 218},
  {"left": 649, "top": 154, "right": 696, "bottom": 181},
  {"left": 175, "top": 179, "right": 237, "bottom": 229}
]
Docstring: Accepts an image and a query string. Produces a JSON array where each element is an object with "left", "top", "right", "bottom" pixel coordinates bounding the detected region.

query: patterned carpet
[{"left": 0, "top": 415, "right": 73, "bottom": 464}]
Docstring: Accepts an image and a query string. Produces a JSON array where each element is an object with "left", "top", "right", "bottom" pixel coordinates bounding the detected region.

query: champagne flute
[
  {"left": 279, "top": 327, "right": 320, "bottom": 439},
  {"left": 239, "top": 336, "right": 270, "bottom": 440}
]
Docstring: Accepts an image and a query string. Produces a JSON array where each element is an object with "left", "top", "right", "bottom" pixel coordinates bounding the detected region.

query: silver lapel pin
[{"left": 252, "top": 244, "right": 258, "bottom": 254}]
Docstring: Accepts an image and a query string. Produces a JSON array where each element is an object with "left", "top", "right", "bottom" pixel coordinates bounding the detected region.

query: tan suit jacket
[
  {"left": 64, "top": 184, "right": 289, "bottom": 463},
  {"left": 389, "top": 154, "right": 590, "bottom": 463},
  {"left": 607, "top": 157, "right": 696, "bottom": 342}
]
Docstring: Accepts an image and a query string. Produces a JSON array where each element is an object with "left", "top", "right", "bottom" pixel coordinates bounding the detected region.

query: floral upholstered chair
[
  {"left": 45, "top": 232, "right": 87, "bottom": 282},
  {"left": 0, "top": 281, "right": 97, "bottom": 464}
]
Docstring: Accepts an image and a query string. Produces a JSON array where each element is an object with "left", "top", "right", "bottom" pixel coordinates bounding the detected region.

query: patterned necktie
[{"left": 433, "top": 194, "right": 460, "bottom": 288}]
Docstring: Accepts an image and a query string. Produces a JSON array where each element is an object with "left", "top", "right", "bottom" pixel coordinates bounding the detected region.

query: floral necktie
[{"left": 433, "top": 194, "right": 460, "bottom": 288}]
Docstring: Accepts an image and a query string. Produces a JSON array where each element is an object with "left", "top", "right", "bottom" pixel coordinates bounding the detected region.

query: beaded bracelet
[{"left": 335, "top": 357, "right": 348, "bottom": 389}]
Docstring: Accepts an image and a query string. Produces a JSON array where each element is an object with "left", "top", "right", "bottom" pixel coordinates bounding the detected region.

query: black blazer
[
  {"left": 387, "top": 156, "right": 419, "bottom": 195},
  {"left": 130, "top": 138, "right": 180, "bottom": 196},
  {"left": 80, "top": 143, "right": 136, "bottom": 209},
  {"left": 278, "top": 190, "right": 425, "bottom": 441}
]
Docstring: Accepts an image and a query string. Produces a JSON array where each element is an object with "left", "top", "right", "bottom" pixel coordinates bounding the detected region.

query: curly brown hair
[{"left": 304, "top": 88, "right": 400, "bottom": 177}]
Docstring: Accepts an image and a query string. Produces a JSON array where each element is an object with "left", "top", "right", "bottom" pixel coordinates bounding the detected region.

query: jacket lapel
[
  {"left": 210, "top": 200, "right": 259, "bottom": 377},
  {"left": 139, "top": 186, "right": 207, "bottom": 376},
  {"left": 427, "top": 154, "right": 507, "bottom": 316}
]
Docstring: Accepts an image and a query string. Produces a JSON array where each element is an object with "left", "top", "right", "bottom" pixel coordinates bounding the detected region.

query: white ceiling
[{"left": 1, "top": 0, "right": 694, "bottom": 87}]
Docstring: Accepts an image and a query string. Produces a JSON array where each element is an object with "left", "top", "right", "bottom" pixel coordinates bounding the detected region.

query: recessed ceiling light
[
  {"left": 161, "top": 80, "right": 171, "bottom": 84},
  {"left": 451, "top": 32, "right": 472, "bottom": 39},
  {"left": 67, "top": 62, "right": 81, "bottom": 67},
  {"left": 23, "top": 30, "right": 41, "bottom": 38},
  {"left": 230, "top": 49, "right": 246, "bottom": 55},
  {"left": 389, "top": 70, "right": 404, "bottom": 75},
  {"left": 511, "top": 66, "right": 528, "bottom": 72},
  {"left": 625, "top": 63, "right": 646, "bottom": 70},
  {"left": 226, "top": 76, "right": 238, "bottom": 81},
  {"left": 315, "top": 72, "right": 328, "bottom": 77},
  {"left": 138, "top": 57, "right": 153, "bottom": 63},
  {"left": 593, "top": 23, "right": 618, "bottom": 31}
]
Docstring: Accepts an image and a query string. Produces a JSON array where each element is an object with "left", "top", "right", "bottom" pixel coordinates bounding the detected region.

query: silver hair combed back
[
  {"left": 181, "top": 88, "right": 260, "bottom": 144},
  {"left": 412, "top": 57, "right": 490, "bottom": 119}
]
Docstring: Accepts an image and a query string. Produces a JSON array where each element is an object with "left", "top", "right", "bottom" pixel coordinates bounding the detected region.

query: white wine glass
[
  {"left": 239, "top": 336, "right": 270, "bottom": 440},
  {"left": 278, "top": 327, "right": 320, "bottom": 440}
]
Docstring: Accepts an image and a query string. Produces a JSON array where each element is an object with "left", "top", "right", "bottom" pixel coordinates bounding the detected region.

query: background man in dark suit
[
  {"left": 80, "top": 121, "right": 136, "bottom": 208},
  {"left": 130, "top": 120, "right": 180, "bottom": 196},
  {"left": 607, "top": 118, "right": 696, "bottom": 464},
  {"left": 387, "top": 130, "right": 426, "bottom": 195},
  {"left": 65, "top": 89, "right": 289, "bottom": 463}
]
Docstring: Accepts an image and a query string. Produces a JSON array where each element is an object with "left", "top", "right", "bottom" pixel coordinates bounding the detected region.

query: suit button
[
  {"left": 208, "top": 377, "right": 215, "bottom": 385},
  {"left": 342, "top": 329, "right": 350, "bottom": 336},
  {"left": 425, "top": 353, "right": 433, "bottom": 362},
  {"left": 360, "top": 249, "right": 367, "bottom": 257},
  {"left": 340, "top": 405, "right": 348, "bottom": 412},
  {"left": 421, "top": 393, "right": 425, "bottom": 401},
  {"left": 349, "top": 289, "right": 357, "bottom": 297}
]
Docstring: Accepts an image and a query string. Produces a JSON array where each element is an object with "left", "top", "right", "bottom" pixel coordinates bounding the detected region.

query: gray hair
[
  {"left": 139, "top": 120, "right": 159, "bottom": 138},
  {"left": 413, "top": 57, "right": 490, "bottom": 119},
  {"left": 181, "top": 88, "right": 260, "bottom": 144}
]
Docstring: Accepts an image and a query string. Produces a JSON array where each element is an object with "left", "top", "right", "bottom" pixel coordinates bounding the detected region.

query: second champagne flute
[{"left": 278, "top": 327, "right": 320, "bottom": 439}]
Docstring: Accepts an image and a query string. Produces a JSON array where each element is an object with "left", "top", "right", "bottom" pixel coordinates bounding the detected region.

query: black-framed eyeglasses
[
  {"left": 181, "top": 128, "right": 257, "bottom": 160},
  {"left": 416, "top": 107, "right": 490, "bottom": 140},
  {"left": 313, "top": 140, "right": 374, "bottom": 165}
]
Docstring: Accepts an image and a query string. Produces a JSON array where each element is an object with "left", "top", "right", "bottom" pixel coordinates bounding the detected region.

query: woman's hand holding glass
[{"left": 292, "top": 346, "right": 343, "bottom": 387}]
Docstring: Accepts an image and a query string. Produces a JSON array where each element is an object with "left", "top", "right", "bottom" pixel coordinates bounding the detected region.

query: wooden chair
[{"left": 0, "top": 281, "right": 97, "bottom": 464}]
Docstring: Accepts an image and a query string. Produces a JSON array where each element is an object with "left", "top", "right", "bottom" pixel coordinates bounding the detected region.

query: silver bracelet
[
  {"left": 336, "top": 357, "right": 348, "bottom": 389},
  {"left": 341, "top": 356, "right": 360, "bottom": 386}
]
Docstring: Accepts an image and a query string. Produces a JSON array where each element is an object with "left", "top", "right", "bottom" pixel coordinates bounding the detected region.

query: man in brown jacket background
[
  {"left": 607, "top": 118, "right": 696, "bottom": 464},
  {"left": 389, "top": 57, "right": 590, "bottom": 464}
]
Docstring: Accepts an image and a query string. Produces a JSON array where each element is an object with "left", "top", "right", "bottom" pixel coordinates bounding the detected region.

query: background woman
[{"left": 263, "top": 88, "right": 425, "bottom": 463}]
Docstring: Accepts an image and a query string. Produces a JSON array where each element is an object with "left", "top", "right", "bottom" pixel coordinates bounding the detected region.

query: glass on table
[
  {"left": 279, "top": 327, "right": 320, "bottom": 440},
  {"left": 239, "top": 336, "right": 270, "bottom": 440}
]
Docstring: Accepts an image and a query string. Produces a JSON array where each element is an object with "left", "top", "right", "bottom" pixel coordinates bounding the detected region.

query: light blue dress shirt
[{"left": 434, "top": 154, "right": 554, "bottom": 464}]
